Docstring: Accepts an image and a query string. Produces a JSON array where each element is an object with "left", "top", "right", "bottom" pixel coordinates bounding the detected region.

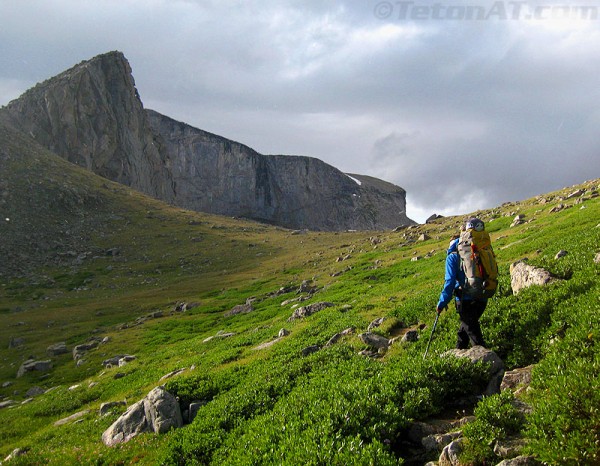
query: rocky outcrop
[
  {"left": 102, "top": 386, "right": 182, "bottom": 446},
  {"left": 509, "top": 260, "right": 559, "bottom": 295},
  {"left": 17, "top": 359, "right": 52, "bottom": 378},
  {"left": 0, "top": 51, "right": 174, "bottom": 202},
  {"left": 147, "top": 110, "right": 414, "bottom": 230},
  {"left": 444, "top": 346, "right": 505, "bottom": 396},
  {"left": 0, "top": 51, "right": 414, "bottom": 231}
]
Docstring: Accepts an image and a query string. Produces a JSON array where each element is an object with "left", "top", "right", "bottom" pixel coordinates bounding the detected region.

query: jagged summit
[{"left": 0, "top": 51, "right": 415, "bottom": 231}]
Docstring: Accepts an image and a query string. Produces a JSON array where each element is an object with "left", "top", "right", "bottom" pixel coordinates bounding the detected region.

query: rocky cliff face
[
  {"left": 0, "top": 51, "right": 414, "bottom": 230},
  {"left": 147, "top": 110, "right": 412, "bottom": 230},
  {"left": 0, "top": 51, "right": 174, "bottom": 202}
]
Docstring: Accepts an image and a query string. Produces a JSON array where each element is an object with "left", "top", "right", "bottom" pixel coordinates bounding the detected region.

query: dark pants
[{"left": 456, "top": 299, "right": 487, "bottom": 349}]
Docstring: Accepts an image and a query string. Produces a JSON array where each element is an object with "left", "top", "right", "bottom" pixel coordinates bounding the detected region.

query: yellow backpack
[{"left": 457, "top": 228, "right": 498, "bottom": 300}]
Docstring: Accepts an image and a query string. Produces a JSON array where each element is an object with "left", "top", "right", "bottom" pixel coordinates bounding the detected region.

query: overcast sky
[{"left": 1, "top": 0, "right": 599, "bottom": 222}]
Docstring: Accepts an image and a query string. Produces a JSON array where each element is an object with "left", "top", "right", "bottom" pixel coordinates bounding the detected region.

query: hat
[{"left": 465, "top": 217, "right": 484, "bottom": 231}]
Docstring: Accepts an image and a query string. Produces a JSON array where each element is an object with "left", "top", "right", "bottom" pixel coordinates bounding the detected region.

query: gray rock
[
  {"left": 401, "top": 329, "right": 419, "bottom": 343},
  {"left": 2, "top": 381, "right": 13, "bottom": 388},
  {"left": 25, "top": 386, "right": 45, "bottom": 397},
  {"left": 3, "top": 448, "right": 29, "bottom": 462},
  {"left": 495, "top": 455, "right": 542, "bottom": 466},
  {"left": 368, "top": 317, "right": 385, "bottom": 331},
  {"left": 594, "top": 252, "right": 600, "bottom": 264},
  {"left": 501, "top": 365, "right": 534, "bottom": 393},
  {"left": 54, "top": 410, "right": 89, "bottom": 426},
  {"left": 494, "top": 437, "right": 527, "bottom": 459},
  {"left": 16, "top": 359, "right": 52, "bottom": 378},
  {"left": 224, "top": 303, "right": 254, "bottom": 317},
  {"left": 510, "top": 260, "right": 559, "bottom": 295},
  {"left": 8, "top": 337, "right": 25, "bottom": 349},
  {"left": 47, "top": 342, "right": 68, "bottom": 356},
  {"left": 288, "top": 302, "right": 334, "bottom": 321},
  {"left": 73, "top": 340, "right": 100, "bottom": 360},
  {"left": 102, "top": 386, "right": 182, "bottom": 446},
  {"left": 359, "top": 332, "right": 390, "bottom": 350},
  {"left": 278, "top": 328, "right": 290, "bottom": 338},
  {"left": 98, "top": 401, "right": 127, "bottom": 416},
  {"left": 301, "top": 345, "right": 321, "bottom": 357},
  {"left": 443, "top": 346, "right": 505, "bottom": 396},
  {"left": 422, "top": 431, "right": 462, "bottom": 453},
  {"left": 439, "top": 438, "right": 463, "bottom": 466},
  {"left": 0, "top": 400, "right": 16, "bottom": 409},
  {"left": 554, "top": 250, "right": 568, "bottom": 259},
  {"left": 188, "top": 401, "right": 206, "bottom": 424},
  {"left": 159, "top": 368, "right": 187, "bottom": 381}
]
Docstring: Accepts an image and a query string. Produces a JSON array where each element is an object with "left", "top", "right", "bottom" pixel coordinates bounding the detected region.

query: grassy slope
[{"left": 0, "top": 126, "right": 598, "bottom": 464}]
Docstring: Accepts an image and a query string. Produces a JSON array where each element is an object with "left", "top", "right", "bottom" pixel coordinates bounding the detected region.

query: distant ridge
[{"left": 0, "top": 51, "right": 415, "bottom": 231}]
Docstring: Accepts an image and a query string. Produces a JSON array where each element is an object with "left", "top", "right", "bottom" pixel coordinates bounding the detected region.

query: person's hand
[{"left": 436, "top": 305, "right": 446, "bottom": 315}]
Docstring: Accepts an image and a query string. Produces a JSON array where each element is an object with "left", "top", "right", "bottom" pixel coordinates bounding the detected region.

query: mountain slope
[
  {"left": 0, "top": 147, "right": 597, "bottom": 464},
  {"left": 0, "top": 51, "right": 414, "bottom": 231}
]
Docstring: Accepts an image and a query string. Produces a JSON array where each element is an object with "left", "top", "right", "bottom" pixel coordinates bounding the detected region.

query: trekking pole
[{"left": 423, "top": 310, "right": 441, "bottom": 360}]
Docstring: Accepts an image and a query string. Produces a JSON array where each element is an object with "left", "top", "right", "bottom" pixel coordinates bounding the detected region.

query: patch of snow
[{"left": 346, "top": 174, "right": 362, "bottom": 186}]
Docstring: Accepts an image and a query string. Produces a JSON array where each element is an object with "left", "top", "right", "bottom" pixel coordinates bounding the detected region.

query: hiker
[{"left": 436, "top": 218, "right": 489, "bottom": 349}]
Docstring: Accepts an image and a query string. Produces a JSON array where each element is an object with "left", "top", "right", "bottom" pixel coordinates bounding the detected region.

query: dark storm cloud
[{"left": 0, "top": 0, "right": 598, "bottom": 221}]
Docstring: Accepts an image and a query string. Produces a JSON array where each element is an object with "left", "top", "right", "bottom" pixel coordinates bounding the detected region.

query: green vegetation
[{"left": 0, "top": 135, "right": 598, "bottom": 465}]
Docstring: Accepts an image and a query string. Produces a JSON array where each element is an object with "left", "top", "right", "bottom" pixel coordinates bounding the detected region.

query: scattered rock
[
  {"left": 278, "top": 328, "right": 290, "bottom": 338},
  {"left": 425, "top": 214, "right": 444, "bottom": 224},
  {"left": 288, "top": 302, "right": 334, "bottom": 321},
  {"left": 102, "top": 386, "right": 182, "bottom": 446},
  {"left": 16, "top": 359, "right": 52, "bottom": 378},
  {"left": 54, "top": 410, "right": 90, "bottom": 426},
  {"left": 159, "top": 368, "right": 186, "bottom": 382},
  {"left": 47, "top": 342, "right": 69, "bottom": 356},
  {"left": 401, "top": 329, "right": 419, "bottom": 343},
  {"left": 495, "top": 455, "right": 542, "bottom": 466},
  {"left": 8, "top": 337, "right": 25, "bottom": 349},
  {"left": 368, "top": 317, "right": 385, "bottom": 331},
  {"left": 25, "top": 386, "right": 45, "bottom": 397},
  {"left": 438, "top": 438, "right": 463, "bottom": 466},
  {"left": 99, "top": 401, "right": 127, "bottom": 416},
  {"left": 301, "top": 345, "right": 321, "bottom": 356},
  {"left": 224, "top": 302, "right": 254, "bottom": 317},
  {"left": 443, "top": 346, "right": 504, "bottom": 396},
  {"left": 102, "top": 355, "right": 136, "bottom": 368},
  {"left": 3, "top": 448, "right": 29, "bottom": 462},
  {"left": 494, "top": 437, "right": 528, "bottom": 459},
  {"left": 188, "top": 401, "right": 206, "bottom": 424},
  {"left": 0, "top": 400, "right": 16, "bottom": 409},
  {"left": 554, "top": 250, "right": 568, "bottom": 259},
  {"left": 510, "top": 260, "right": 560, "bottom": 295},
  {"left": 73, "top": 339, "right": 101, "bottom": 360},
  {"left": 422, "top": 431, "right": 462, "bottom": 453},
  {"left": 359, "top": 332, "right": 390, "bottom": 350},
  {"left": 510, "top": 215, "right": 525, "bottom": 227},
  {"left": 501, "top": 365, "right": 534, "bottom": 394},
  {"left": 2, "top": 381, "right": 13, "bottom": 388},
  {"left": 418, "top": 233, "right": 431, "bottom": 241},
  {"left": 594, "top": 252, "right": 600, "bottom": 264}
]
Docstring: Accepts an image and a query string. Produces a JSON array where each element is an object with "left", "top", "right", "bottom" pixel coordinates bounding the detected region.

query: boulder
[
  {"left": 401, "top": 329, "right": 419, "bottom": 343},
  {"left": 3, "top": 448, "right": 29, "bottom": 462},
  {"left": 16, "top": 359, "right": 52, "bottom": 378},
  {"left": 422, "top": 431, "right": 462, "bottom": 453},
  {"left": 224, "top": 302, "right": 254, "bottom": 317},
  {"left": 47, "top": 342, "right": 68, "bottom": 356},
  {"left": 368, "top": 317, "right": 385, "bottom": 331},
  {"left": 288, "top": 302, "right": 334, "bottom": 321},
  {"left": 359, "top": 332, "right": 390, "bottom": 350},
  {"left": 495, "top": 455, "right": 542, "bottom": 466},
  {"left": 554, "top": 250, "right": 568, "bottom": 259},
  {"left": 102, "top": 386, "right": 182, "bottom": 446},
  {"left": 439, "top": 438, "right": 463, "bottom": 466},
  {"left": 301, "top": 345, "right": 321, "bottom": 357},
  {"left": 501, "top": 365, "right": 534, "bottom": 394},
  {"left": 443, "top": 346, "right": 504, "bottom": 396},
  {"left": 73, "top": 340, "right": 100, "bottom": 360},
  {"left": 278, "top": 328, "right": 290, "bottom": 338},
  {"left": 494, "top": 437, "right": 528, "bottom": 459},
  {"left": 594, "top": 252, "right": 600, "bottom": 264},
  {"left": 8, "top": 337, "right": 25, "bottom": 349},
  {"left": 25, "top": 386, "right": 45, "bottom": 397},
  {"left": 509, "top": 260, "right": 559, "bottom": 295}
]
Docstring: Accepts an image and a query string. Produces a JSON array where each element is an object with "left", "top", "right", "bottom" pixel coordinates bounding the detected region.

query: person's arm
[{"left": 436, "top": 252, "right": 458, "bottom": 312}]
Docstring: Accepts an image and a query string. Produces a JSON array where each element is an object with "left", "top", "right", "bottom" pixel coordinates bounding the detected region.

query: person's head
[{"left": 464, "top": 217, "right": 484, "bottom": 232}]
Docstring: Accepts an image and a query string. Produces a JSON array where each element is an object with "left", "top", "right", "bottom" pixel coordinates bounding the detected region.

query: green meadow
[{"left": 1, "top": 129, "right": 598, "bottom": 464}]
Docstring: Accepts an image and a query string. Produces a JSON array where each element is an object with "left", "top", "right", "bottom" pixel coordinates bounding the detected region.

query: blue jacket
[{"left": 437, "top": 238, "right": 468, "bottom": 309}]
